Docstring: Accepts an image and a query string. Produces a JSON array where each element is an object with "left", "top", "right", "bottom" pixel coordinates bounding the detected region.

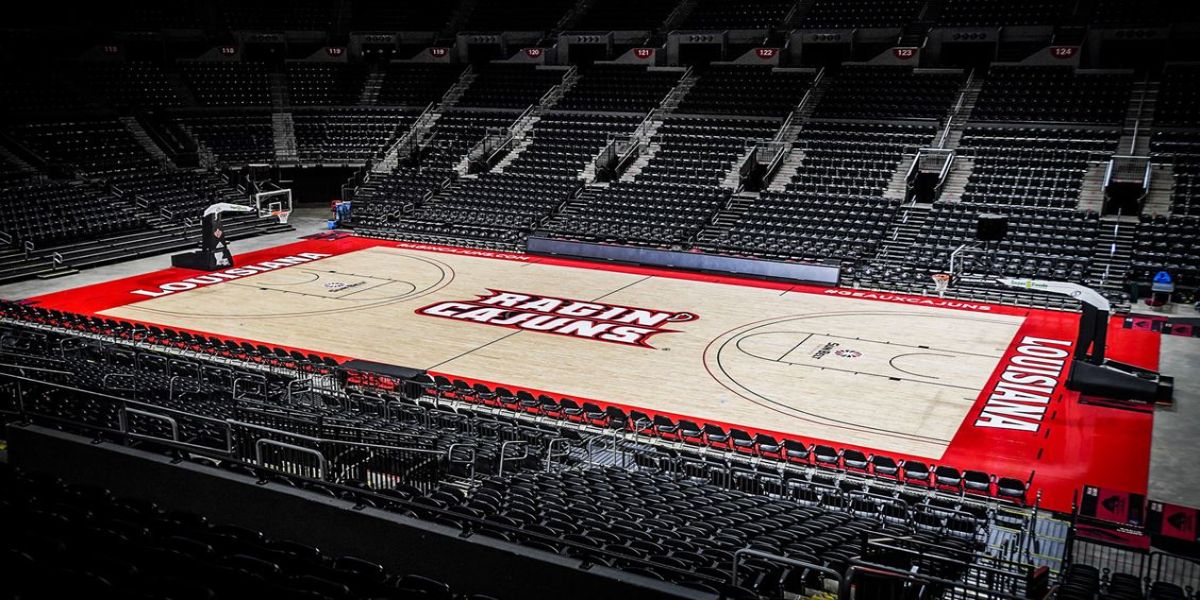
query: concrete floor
[{"left": 1, "top": 210, "right": 1197, "bottom": 509}]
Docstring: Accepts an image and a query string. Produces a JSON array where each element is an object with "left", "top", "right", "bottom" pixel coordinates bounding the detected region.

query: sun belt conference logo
[{"left": 416, "top": 289, "right": 697, "bottom": 348}]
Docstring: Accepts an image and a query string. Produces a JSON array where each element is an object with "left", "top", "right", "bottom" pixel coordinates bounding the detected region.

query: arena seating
[
  {"left": 354, "top": 110, "right": 521, "bottom": 227},
  {"left": 0, "top": 180, "right": 148, "bottom": 247},
  {"left": 0, "top": 309, "right": 1022, "bottom": 598},
  {"left": 175, "top": 113, "right": 275, "bottom": 165},
  {"left": 678, "top": 0, "right": 797, "bottom": 30},
  {"left": 460, "top": 0, "right": 576, "bottom": 32},
  {"left": 455, "top": 64, "right": 566, "bottom": 109},
  {"left": 787, "top": 121, "right": 937, "bottom": 196},
  {"left": 377, "top": 63, "right": 466, "bottom": 107},
  {"left": 1151, "top": 131, "right": 1200, "bottom": 217},
  {"left": 393, "top": 112, "right": 641, "bottom": 245},
  {"left": 936, "top": 0, "right": 1075, "bottom": 26},
  {"left": 6, "top": 117, "right": 159, "bottom": 177},
  {"left": 799, "top": 0, "right": 926, "bottom": 29},
  {"left": 1132, "top": 215, "right": 1200, "bottom": 288},
  {"left": 182, "top": 62, "right": 272, "bottom": 107},
  {"left": 2, "top": 463, "right": 485, "bottom": 600},
  {"left": 813, "top": 65, "right": 965, "bottom": 120},
  {"left": 286, "top": 62, "right": 369, "bottom": 106},
  {"left": 570, "top": 0, "right": 679, "bottom": 31},
  {"left": 219, "top": 0, "right": 336, "bottom": 31},
  {"left": 972, "top": 66, "right": 1133, "bottom": 125},
  {"left": 1090, "top": 0, "right": 1174, "bottom": 26},
  {"left": 704, "top": 193, "right": 900, "bottom": 264},
  {"left": 555, "top": 64, "right": 681, "bottom": 113},
  {"left": 544, "top": 116, "right": 777, "bottom": 247},
  {"left": 348, "top": 0, "right": 460, "bottom": 31},
  {"left": 108, "top": 168, "right": 252, "bottom": 222},
  {"left": 72, "top": 62, "right": 184, "bottom": 109},
  {"left": 1154, "top": 64, "right": 1200, "bottom": 127},
  {"left": 292, "top": 107, "right": 419, "bottom": 164},
  {"left": 956, "top": 126, "right": 1120, "bottom": 210},
  {"left": 675, "top": 65, "right": 812, "bottom": 118},
  {"left": 910, "top": 203, "right": 1100, "bottom": 282},
  {"left": 0, "top": 64, "right": 88, "bottom": 113},
  {"left": 0, "top": 153, "right": 37, "bottom": 187}
]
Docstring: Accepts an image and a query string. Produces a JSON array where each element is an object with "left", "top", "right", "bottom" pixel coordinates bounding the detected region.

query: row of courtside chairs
[{"left": 418, "top": 374, "right": 1033, "bottom": 506}]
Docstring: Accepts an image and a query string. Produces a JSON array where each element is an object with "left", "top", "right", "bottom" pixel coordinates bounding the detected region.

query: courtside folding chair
[
  {"left": 996, "top": 475, "right": 1030, "bottom": 505},
  {"left": 559, "top": 398, "right": 584, "bottom": 422},
  {"left": 870, "top": 455, "right": 900, "bottom": 479},
  {"left": 934, "top": 465, "right": 963, "bottom": 493},
  {"left": 842, "top": 449, "right": 869, "bottom": 472},
  {"left": 754, "top": 433, "right": 783, "bottom": 460},
  {"left": 901, "top": 460, "right": 932, "bottom": 487},
  {"left": 812, "top": 445, "right": 840, "bottom": 469},
  {"left": 703, "top": 423, "right": 731, "bottom": 450},
  {"left": 676, "top": 420, "right": 704, "bottom": 446},
  {"left": 782, "top": 439, "right": 810, "bottom": 465},
  {"left": 728, "top": 428, "right": 755, "bottom": 454},
  {"left": 962, "top": 470, "right": 992, "bottom": 496}
]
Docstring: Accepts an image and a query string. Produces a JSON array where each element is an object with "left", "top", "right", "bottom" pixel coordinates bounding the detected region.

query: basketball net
[
  {"left": 932, "top": 273, "right": 951, "bottom": 298},
  {"left": 272, "top": 210, "right": 291, "bottom": 224}
]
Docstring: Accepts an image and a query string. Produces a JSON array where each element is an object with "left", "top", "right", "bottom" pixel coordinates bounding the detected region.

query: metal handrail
[{"left": 732, "top": 548, "right": 843, "bottom": 590}]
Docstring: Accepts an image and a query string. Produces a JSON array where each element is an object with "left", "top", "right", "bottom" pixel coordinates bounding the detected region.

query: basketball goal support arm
[
  {"left": 996, "top": 278, "right": 1110, "bottom": 364},
  {"left": 201, "top": 203, "right": 254, "bottom": 265}
]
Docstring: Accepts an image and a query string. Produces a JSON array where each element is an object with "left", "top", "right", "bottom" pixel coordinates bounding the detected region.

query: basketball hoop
[
  {"left": 931, "top": 273, "right": 951, "bottom": 298},
  {"left": 271, "top": 210, "right": 291, "bottom": 224}
]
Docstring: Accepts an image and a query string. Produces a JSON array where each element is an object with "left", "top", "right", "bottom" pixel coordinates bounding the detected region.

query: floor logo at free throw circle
[
  {"left": 324, "top": 280, "right": 367, "bottom": 292},
  {"left": 834, "top": 349, "right": 862, "bottom": 359}
]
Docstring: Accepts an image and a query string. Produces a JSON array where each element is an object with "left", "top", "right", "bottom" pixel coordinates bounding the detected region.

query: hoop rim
[{"left": 931, "top": 273, "right": 951, "bottom": 281}]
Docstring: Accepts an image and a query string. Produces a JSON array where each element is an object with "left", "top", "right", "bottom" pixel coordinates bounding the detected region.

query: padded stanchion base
[
  {"left": 170, "top": 250, "right": 228, "bottom": 271},
  {"left": 1078, "top": 393, "right": 1156, "bottom": 413}
]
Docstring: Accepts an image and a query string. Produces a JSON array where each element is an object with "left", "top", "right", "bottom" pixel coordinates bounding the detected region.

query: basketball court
[{"left": 24, "top": 235, "right": 1161, "bottom": 513}]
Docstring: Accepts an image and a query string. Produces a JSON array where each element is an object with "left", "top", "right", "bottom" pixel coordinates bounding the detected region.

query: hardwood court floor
[{"left": 99, "top": 244, "right": 1025, "bottom": 459}]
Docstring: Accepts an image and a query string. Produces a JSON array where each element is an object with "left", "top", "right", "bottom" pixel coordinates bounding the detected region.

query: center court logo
[{"left": 416, "top": 289, "right": 697, "bottom": 348}]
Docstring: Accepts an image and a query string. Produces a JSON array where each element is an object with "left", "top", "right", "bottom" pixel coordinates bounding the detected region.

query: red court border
[{"left": 17, "top": 235, "right": 1159, "bottom": 513}]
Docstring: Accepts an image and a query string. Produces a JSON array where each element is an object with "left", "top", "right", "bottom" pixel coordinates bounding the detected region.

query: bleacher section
[
  {"left": 957, "top": 126, "right": 1119, "bottom": 210},
  {"left": 800, "top": 0, "right": 926, "bottom": 29},
  {"left": 176, "top": 113, "right": 275, "bottom": 165},
  {"left": 813, "top": 65, "right": 964, "bottom": 120},
  {"left": 354, "top": 110, "right": 521, "bottom": 227},
  {"left": 0, "top": 308, "right": 1049, "bottom": 599},
  {"left": 570, "top": 0, "right": 679, "bottom": 31},
  {"left": 292, "top": 107, "right": 418, "bottom": 165},
  {"left": 393, "top": 112, "right": 641, "bottom": 245},
  {"left": 182, "top": 62, "right": 272, "bottom": 107},
  {"left": 675, "top": 65, "right": 812, "bottom": 118},
  {"left": 2, "top": 465, "right": 487, "bottom": 600},
  {"left": 348, "top": 0, "right": 461, "bottom": 31},
  {"left": 0, "top": 180, "right": 147, "bottom": 248},
  {"left": 286, "top": 62, "right": 369, "bottom": 106},
  {"left": 460, "top": 0, "right": 576, "bottom": 32},
  {"left": 455, "top": 64, "right": 565, "bottom": 109},
  {"left": 1151, "top": 131, "right": 1200, "bottom": 217},
  {"left": 376, "top": 63, "right": 466, "bottom": 107},
  {"left": 219, "top": 0, "right": 336, "bottom": 31},
  {"left": 72, "top": 62, "right": 184, "bottom": 109},
  {"left": 545, "top": 116, "right": 778, "bottom": 247},
  {"left": 6, "top": 118, "right": 158, "bottom": 177},
  {"left": 0, "top": 65, "right": 88, "bottom": 113},
  {"left": 1133, "top": 215, "right": 1200, "bottom": 288},
  {"left": 678, "top": 0, "right": 797, "bottom": 30},
  {"left": 936, "top": 0, "right": 1075, "bottom": 26},
  {"left": 555, "top": 64, "right": 681, "bottom": 113},
  {"left": 972, "top": 66, "right": 1133, "bottom": 124}
]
